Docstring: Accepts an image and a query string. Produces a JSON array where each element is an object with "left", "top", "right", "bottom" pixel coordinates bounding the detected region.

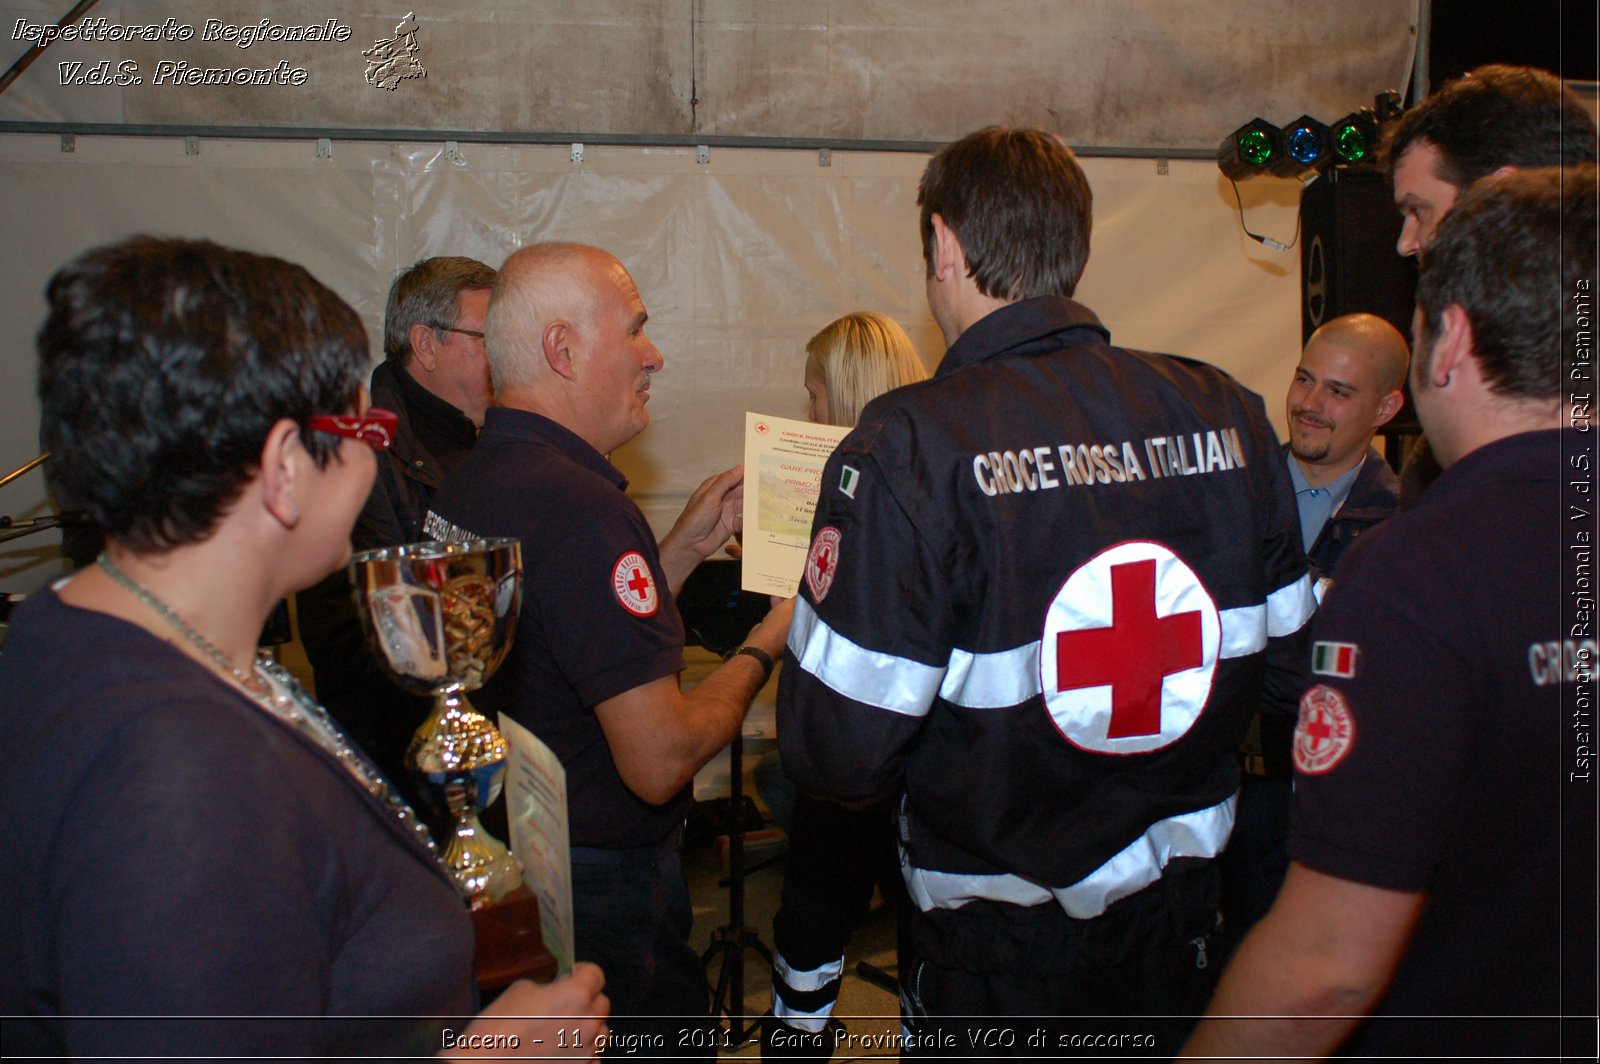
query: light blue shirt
[{"left": 1287, "top": 455, "right": 1365, "bottom": 552}]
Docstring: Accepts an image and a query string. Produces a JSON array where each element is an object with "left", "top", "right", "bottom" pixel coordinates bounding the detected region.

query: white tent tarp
[{"left": 0, "top": 133, "right": 1304, "bottom": 589}]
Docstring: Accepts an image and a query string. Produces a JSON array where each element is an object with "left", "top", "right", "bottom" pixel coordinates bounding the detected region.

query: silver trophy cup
[{"left": 350, "top": 537, "right": 524, "bottom": 907}]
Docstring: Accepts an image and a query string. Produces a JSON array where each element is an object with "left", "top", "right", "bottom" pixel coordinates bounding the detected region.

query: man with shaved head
[
  {"left": 426, "top": 243, "right": 792, "bottom": 1053},
  {"left": 1222, "top": 313, "right": 1410, "bottom": 956},
  {"left": 1283, "top": 313, "right": 1410, "bottom": 583}
]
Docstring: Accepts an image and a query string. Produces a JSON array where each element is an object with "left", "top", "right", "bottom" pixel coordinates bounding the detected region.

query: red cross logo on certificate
[
  {"left": 1040, "top": 541, "right": 1219, "bottom": 755},
  {"left": 611, "top": 551, "right": 659, "bottom": 617}
]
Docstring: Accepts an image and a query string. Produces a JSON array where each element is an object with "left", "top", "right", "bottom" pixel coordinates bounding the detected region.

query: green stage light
[
  {"left": 1331, "top": 109, "right": 1379, "bottom": 165},
  {"left": 1218, "top": 118, "right": 1283, "bottom": 181}
]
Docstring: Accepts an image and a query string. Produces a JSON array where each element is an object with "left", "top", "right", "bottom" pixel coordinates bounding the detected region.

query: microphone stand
[
  {"left": 0, "top": 452, "right": 50, "bottom": 491},
  {"left": 0, "top": 513, "right": 72, "bottom": 546},
  {"left": 700, "top": 716, "right": 773, "bottom": 1046},
  {"left": 0, "top": 453, "right": 79, "bottom": 546}
]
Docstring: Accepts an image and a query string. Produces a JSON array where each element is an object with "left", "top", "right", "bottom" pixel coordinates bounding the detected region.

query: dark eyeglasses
[
  {"left": 308, "top": 408, "right": 399, "bottom": 451},
  {"left": 432, "top": 324, "right": 486, "bottom": 341}
]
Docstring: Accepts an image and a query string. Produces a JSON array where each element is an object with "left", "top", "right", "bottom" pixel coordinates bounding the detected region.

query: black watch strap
[{"left": 731, "top": 644, "right": 775, "bottom": 687}]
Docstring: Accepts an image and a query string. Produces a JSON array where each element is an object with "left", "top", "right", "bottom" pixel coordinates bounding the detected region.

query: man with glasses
[
  {"left": 298, "top": 255, "right": 496, "bottom": 818},
  {"left": 362, "top": 256, "right": 498, "bottom": 545}
]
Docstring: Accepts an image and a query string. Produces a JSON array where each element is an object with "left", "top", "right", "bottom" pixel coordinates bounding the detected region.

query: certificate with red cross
[{"left": 739, "top": 411, "right": 850, "bottom": 597}]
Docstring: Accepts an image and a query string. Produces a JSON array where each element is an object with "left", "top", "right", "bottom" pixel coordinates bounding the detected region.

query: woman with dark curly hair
[{"left": 0, "top": 237, "right": 607, "bottom": 1059}]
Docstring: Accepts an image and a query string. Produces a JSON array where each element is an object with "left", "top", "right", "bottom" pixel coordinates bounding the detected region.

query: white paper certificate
[
  {"left": 498, "top": 713, "right": 576, "bottom": 976},
  {"left": 740, "top": 412, "right": 850, "bottom": 596}
]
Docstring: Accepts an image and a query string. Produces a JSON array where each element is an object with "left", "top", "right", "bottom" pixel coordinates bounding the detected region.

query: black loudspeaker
[{"left": 1300, "top": 166, "right": 1421, "bottom": 435}]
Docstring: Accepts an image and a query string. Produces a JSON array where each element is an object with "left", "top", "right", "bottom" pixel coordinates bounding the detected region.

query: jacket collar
[
  {"left": 1281, "top": 443, "right": 1400, "bottom": 524},
  {"left": 368, "top": 362, "right": 479, "bottom": 489},
  {"left": 480, "top": 407, "right": 629, "bottom": 491},
  {"left": 937, "top": 295, "right": 1110, "bottom": 377}
]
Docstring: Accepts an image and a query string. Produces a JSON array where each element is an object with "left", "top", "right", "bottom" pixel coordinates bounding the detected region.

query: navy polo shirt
[
  {"left": 1286, "top": 453, "right": 1362, "bottom": 554},
  {"left": 427, "top": 408, "right": 688, "bottom": 849},
  {"left": 1289, "top": 429, "right": 1588, "bottom": 1057}
]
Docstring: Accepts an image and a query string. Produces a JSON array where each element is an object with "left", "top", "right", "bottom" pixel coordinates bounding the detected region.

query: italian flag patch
[
  {"left": 1311, "top": 641, "right": 1358, "bottom": 678},
  {"left": 839, "top": 465, "right": 860, "bottom": 498}
]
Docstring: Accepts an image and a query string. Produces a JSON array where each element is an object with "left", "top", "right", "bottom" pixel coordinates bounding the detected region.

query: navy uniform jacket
[
  {"left": 297, "top": 360, "right": 478, "bottom": 818},
  {"left": 778, "top": 296, "right": 1314, "bottom": 918},
  {"left": 360, "top": 360, "right": 477, "bottom": 548},
  {"left": 1255, "top": 445, "right": 1401, "bottom": 775}
]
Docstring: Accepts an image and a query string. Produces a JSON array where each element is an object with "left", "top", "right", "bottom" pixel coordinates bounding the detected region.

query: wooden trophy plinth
[{"left": 471, "top": 885, "right": 559, "bottom": 990}]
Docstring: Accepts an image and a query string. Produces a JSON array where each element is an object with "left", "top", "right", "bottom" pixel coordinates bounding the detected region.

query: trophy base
[{"left": 472, "top": 885, "right": 560, "bottom": 989}]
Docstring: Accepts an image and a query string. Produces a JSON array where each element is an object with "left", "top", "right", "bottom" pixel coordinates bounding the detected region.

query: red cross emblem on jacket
[{"left": 1040, "top": 540, "right": 1220, "bottom": 755}]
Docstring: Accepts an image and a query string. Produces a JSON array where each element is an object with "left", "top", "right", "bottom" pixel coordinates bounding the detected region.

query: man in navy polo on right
[{"left": 1183, "top": 165, "right": 1598, "bottom": 1060}]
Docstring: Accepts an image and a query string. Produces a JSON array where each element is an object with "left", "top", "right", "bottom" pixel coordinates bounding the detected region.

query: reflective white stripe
[
  {"left": 940, "top": 643, "right": 1040, "bottom": 708},
  {"left": 794, "top": 577, "right": 1313, "bottom": 714},
  {"left": 1209, "top": 574, "right": 1317, "bottom": 660},
  {"left": 772, "top": 998, "right": 834, "bottom": 1033},
  {"left": 903, "top": 793, "right": 1237, "bottom": 919},
  {"left": 939, "top": 606, "right": 1282, "bottom": 706},
  {"left": 774, "top": 952, "right": 845, "bottom": 994},
  {"left": 789, "top": 598, "right": 945, "bottom": 717},
  {"left": 1216, "top": 604, "right": 1266, "bottom": 659},
  {"left": 1266, "top": 573, "right": 1317, "bottom": 636},
  {"left": 771, "top": 952, "right": 845, "bottom": 1032}
]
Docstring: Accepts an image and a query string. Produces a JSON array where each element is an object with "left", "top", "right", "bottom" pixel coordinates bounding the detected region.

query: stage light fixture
[
  {"left": 1271, "top": 115, "right": 1331, "bottom": 178},
  {"left": 1218, "top": 118, "right": 1283, "bottom": 181},
  {"left": 1330, "top": 109, "right": 1379, "bottom": 165},
  {"left": 1373, "top": 89, "right": 1403, "bottom": 123}
]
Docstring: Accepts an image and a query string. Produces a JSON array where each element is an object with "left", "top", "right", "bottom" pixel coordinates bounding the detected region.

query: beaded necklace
[
  {"left": 95, "top": 552, "right": 439, "bottom": 859},
  {"left": 97, "top": 552, "right": 274, "bottom": 698}
]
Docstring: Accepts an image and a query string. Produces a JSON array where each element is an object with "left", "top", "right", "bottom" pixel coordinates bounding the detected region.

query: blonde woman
[
  {"left": 802, "top": 311, "right": 927, "bottom": 428},
  {"left": 763, "top": 311, "right": 925, "bottom": 1055}
]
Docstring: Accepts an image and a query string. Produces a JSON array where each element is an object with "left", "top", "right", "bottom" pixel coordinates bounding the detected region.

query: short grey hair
[
  {"left": 382, "top": 256, "right": 497, "bottom": 366},
  {"left": 485, "top": 243, "right": 602, "bottom": 392}
]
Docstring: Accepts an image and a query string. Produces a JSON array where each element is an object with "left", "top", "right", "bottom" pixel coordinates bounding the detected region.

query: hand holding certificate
[{"left": 739, "top": 412, "right": 850, "bottom": 596}]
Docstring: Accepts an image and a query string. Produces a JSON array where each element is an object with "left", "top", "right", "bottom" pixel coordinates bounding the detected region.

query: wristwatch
[{"left": 730, "top": 644, "right": 775, "bottom": 687}]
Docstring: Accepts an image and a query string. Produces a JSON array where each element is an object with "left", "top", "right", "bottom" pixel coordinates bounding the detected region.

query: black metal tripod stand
[{"left": 700, "top": 726, "right": 774, "bottom": 1046}]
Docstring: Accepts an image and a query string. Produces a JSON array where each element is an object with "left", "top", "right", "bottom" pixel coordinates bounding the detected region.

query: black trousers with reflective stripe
[
  {"left": 769, "top": 791, "right": 906, "bottom": 1026},
  {"left": 900, "top": 860, "right": 1221, "bottom": 1059}
]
